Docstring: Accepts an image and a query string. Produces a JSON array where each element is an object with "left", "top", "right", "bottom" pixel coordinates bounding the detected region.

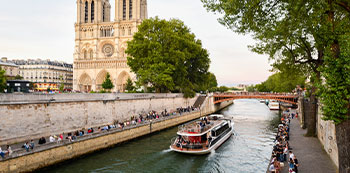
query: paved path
[{"left": 284, "top": 117, "right": 337, "bottom": 172}]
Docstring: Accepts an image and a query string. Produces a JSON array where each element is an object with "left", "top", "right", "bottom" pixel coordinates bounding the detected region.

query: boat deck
[{"left": 178, "top": 119, "right": 224, "bottom": 135}]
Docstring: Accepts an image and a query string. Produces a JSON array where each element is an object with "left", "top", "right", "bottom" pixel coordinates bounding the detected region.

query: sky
[{"left": 0, "top": 0, "right": 272, "bottom": 86}]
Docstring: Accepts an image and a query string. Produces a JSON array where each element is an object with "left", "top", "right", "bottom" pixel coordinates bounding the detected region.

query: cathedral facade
[{"left": 73, "top": 0, "right": 147, "bottom": 92}]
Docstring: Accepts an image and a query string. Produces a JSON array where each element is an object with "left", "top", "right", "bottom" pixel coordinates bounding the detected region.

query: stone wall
[
  {"left": 297, "top": 98, "right": 339, "bottom": 168},
  {"left": 0, "top": 93, "right": 197, "bottom": 145},
  {"left": 317, "top": 106, "right": 339, "bottom": 168},
  {"left": 0, "top": 99, "right": 233, "bottom": 173}
]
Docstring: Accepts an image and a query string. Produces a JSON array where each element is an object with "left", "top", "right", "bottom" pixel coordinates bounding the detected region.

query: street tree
[
  {"left": 0, "top": 67, "right": 6, "bottom": 92},
  {"left": 126, "top": 17, "right": 211, "bottom": 97},
  {"left": 102, "top": 73, "right": 114, "bottom": 91},
  {"left": 14, "top": 75, "right": 23, "bottom": 80},
  {"left": 59, "top": 76, "right": 64, "bottom": 92},
  {"left": 201, "top": 0, "right": 350, "bottom": 170}
]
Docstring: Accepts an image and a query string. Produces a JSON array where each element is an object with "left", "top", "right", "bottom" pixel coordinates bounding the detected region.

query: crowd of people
[
  {"left": 268, "top": 110, "right": 299, "bottom": 173},
  {"left": 0, "top": 106, "right": 200, "bottom": 160}
]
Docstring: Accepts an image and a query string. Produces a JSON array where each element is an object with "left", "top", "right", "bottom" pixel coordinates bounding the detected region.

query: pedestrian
[
  {"left": 289, "top": 151, "right": 294, "bottom": 160},
  {"left": 289, "top": 158, "right": 295, "bottom": 172},
  {"left": 293, "top": 156, "right": 299, "bottom": 173}
]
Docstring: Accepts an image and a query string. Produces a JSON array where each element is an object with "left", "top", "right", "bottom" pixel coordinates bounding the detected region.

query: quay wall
[
  {"left": 316, "top": 106, "right": 339, "bottom": 168},
  {"left": 297, "top": 98, "right": 339, "bottom": 168},
  {"left": 0, "top": 93, "right": 197, "bottom": 145},
  {"left": 0, "top": 98, "right": 233, "bottom": 173}
]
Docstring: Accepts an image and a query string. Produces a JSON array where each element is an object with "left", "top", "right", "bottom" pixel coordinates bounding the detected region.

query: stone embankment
[
  {"left": 0, "top": 93, "right": 197, "bottom": 145},
  {"left": 0, "top": 93, "right": 232, "bottom": 172}
]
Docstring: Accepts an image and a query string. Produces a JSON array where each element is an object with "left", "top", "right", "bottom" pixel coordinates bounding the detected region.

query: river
[{"left": 40, "top": 99, "right": 280, "bottom": 173}]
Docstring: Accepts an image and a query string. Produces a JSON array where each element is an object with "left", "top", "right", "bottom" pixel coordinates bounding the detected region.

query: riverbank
[
  {"left": 0, "top": 99, "right": 232, "bottom": 173},
  {"left": 285, "top": 117, "right": 337, "bottom": 172}
]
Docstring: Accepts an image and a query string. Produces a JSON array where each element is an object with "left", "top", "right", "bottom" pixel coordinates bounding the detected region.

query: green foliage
[
  {"left": 246, "top": 85, "right": 256, "bottom": 92},
  {"left": 59, "top": 76, "right": 64, "bottom": 92},
  {"left": 14, "top": 75, "right": 23, "bottom": 80},
  {"left": 194, "top": 72, "right": 218, "bottom": 93},
  {"left": 318, "top": 35, "right": 350, "bottom": 124},
  {"left": 217, "top": 86, "right": 229, "bottom": 93},
  {"left": 29, "top": 82, "right": 35, "bottom": 90},
  {"left": 201, "top": 0, "right": 350, "bottom": 123},
  {"left": 102, "top": 73, "right": 114, "bottom": 90},
  {"left": 99, "top": 90, "right": 109, "bottom": 93},
  {"left": 255, "top": 71, "right": 306, "bottom": 93},
  {"left": 0, "top": 67, "right": 6, "bottom": 92},
  {"left": 126, "top": 17, "right": 210, "bottom": 97},
  {"left": 125, "top": 78, "right": 136, "bottom": 93}
]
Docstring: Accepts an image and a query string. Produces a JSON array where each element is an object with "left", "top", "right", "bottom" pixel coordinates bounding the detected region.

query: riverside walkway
[
  {"left": 0, "top": 107, "right": 200, "bottom": 161},
  {"left": 284, "top": 117, "right": 337, "bottom": 172}
]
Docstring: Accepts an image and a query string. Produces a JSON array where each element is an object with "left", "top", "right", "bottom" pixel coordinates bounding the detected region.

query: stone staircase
[{"left": 193, "top": 95, "right": 206, "bottom": 108}]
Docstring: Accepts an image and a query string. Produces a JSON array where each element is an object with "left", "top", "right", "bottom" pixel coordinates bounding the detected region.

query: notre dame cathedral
[{"left": 73, "top": 0, "right": 147, "bottom": 92}]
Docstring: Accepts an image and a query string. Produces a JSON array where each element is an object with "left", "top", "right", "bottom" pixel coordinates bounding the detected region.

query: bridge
[{"left": 213, "top": 92, "right": 299, "bottom": 105}]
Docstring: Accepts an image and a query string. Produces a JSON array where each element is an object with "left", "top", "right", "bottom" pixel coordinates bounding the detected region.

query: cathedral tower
[{"left": 73, "top": 0, "right": 147, "bottom": 92}]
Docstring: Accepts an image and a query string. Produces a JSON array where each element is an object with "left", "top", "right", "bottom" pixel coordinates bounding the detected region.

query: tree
[
  {"left": 59, "top": 76, "right": 64, "bottom": 92},
  {"left": 255, "top": 71, "right": 306, "bottom": 93},
  {"left": 201, "top": 0, "right": 350, "bottom": 170},
  {"left": 102, "top": 73, "right": 114, "bottom": 91},
  {"left": 217, "top": 86, "right": 229, "bottom": 93},
  {"left": 0, "top": 67, "right": 6, "bottom": 92},
  {"left": 125, "top": 78, "right": 136, "bottom": 93},
  {"left": 14, "top": 75, "right": 23, "bottom": 80},
  {"left": 126, "top": 17, "right": 211, "bottom": 97},
  {"left": 195, "top": 72, "right": 218, "bottom": 93}
]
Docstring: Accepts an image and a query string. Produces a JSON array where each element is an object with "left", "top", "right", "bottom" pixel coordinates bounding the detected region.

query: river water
[{"left": 42, "top": 99, "right": 280, "bottom": 173}]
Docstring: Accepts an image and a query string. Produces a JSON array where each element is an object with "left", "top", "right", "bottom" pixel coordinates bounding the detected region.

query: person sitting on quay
[
  {"left": 0, "top": 147, "right": 5, "bottom": 159},
  {"left": 38, "top": 136, "right": 46, "bottom": 145},
  {"left": 6, "top": 145, "right": 12, "bottom": 157},
  {"left": 30, "top": 140, "right": 35, "bottom": 150},
  {"left": 49, "top": 135, "right": 55, "bottom": 143},
  {"left": 23, "top": 142, "right": 30, "bottom": 152}
]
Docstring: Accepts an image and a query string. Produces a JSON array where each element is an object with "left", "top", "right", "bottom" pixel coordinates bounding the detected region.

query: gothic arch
[
  {"left": 116, "top": 71, "right": 131, "bottom": 92},
  {"left": 84, "top": 0, "right": 89, "bottom": 23},
  {"left": 95, "top": 69, "right": 113, "bottom": 90},
  {"left": 78, "top": 73, "right": 92, "bottom": 92},
  {"left": 88, "top": 49, "right": 93, "bottom": 59},
  {"left": 83, "top": 49, "right": 88, "bottom": 59}
]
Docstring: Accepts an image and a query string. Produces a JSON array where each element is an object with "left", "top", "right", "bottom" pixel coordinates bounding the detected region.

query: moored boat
[
  {"left": 169, "top": 114, "right": 234, "bottom": 155},
  {"left": 268, "top": 100, "right": 280, "bottom": 110}
]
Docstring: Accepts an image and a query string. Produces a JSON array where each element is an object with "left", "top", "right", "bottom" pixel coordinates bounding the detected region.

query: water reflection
[{"left": 41, "top": 99, "right": 279, "bottom": 173}]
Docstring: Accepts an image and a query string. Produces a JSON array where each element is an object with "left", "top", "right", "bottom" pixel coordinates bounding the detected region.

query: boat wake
[{"left": 161, "top": 149, "right": 172, "bottom": 153}]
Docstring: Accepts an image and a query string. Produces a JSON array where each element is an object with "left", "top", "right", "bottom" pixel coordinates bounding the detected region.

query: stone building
[
  {"left": 73, "top": 0, "right": 148, "bottom": 92},
  {"left": 0, "top": 57, "right": 20, "bottom": 79},
  {"left": 12, "top": 59, "right": 73, "bottom": 91}
]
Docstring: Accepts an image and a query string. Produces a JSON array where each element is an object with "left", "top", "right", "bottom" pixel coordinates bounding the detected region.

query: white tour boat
[
  {"left": 268, "top": 100, "right": 280, "bottom": 110},
  {"left": 170, "top": 114, "right": 234, "bottom": 155}
]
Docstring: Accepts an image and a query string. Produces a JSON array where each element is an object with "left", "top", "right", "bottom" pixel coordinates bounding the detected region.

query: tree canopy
[
  {"left": 0, "top": 67, "right": 6, "bottom": 92},
  {"left": 201, "top": 0, "right": 350, "bottom": 170},
  {"left": 126, "top": 17, "right": 211, "bottom": 97}
]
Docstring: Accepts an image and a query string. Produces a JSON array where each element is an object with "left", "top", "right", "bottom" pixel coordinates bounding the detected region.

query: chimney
[{"left": 1, "top": 57, "right": 7, "bottom": 62}]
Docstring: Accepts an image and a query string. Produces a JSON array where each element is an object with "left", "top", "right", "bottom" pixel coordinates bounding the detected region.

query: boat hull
[{"left": 170, "top": 128, "right": 233, "bottom": 155}]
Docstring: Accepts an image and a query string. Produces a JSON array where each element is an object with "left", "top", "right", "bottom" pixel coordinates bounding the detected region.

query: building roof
[
  {"left": 12, "top": 59, "right": 73, "bottom": 68},
  {"left": 0, "top": 61, "right": 19, "bottom": 67}
]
